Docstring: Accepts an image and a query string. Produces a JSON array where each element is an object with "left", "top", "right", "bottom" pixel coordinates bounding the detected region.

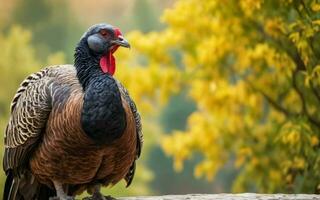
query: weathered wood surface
[{"left": 118, "top": 193, "right": 320, "bottom": 200}]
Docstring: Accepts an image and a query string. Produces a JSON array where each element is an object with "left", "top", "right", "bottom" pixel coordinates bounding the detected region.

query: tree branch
[
  {"left": 310, "top": 81, "right": 320, "bottom": 103},
  {"left": 292, "top": 70, "right": 320, "bottom": 129},
  {"left": 246, "top": 81, "right": 292, "bottom": 117},
  {"left": 292, "top": 70, "right": 307, "bottom": 112},
  {"left": 252, "top": 21, "right": 306, "bottom": 71}
]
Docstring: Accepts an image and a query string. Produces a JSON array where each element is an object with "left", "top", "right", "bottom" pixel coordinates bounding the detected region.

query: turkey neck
[{"left": 74, "top": 40, "right": 127, "bottom": 144}]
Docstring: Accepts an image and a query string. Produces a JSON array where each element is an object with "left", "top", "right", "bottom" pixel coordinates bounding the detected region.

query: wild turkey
[{"left": 3, "top": 23, "right": 142, "bottom": 200}]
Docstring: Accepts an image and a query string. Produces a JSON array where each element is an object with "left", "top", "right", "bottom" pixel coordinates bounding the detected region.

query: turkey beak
[{"left": 111, "top": 35, "right": 131, "bottom": 49}]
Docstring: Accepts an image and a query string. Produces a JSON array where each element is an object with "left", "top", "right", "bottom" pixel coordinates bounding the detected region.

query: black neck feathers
[
  {"left": 74, "top": 39, "right": 100, "bottom": 89},
  {"left": 74, "top": 38, "right": 126, "bottom": 144}
]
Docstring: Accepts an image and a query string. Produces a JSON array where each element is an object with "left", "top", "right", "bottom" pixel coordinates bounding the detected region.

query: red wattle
[
  {"left": 99, "top": 27, "right": 122, "bottom": 76},
  {"left": 100, "top": 56, "right": 108, "bottom": 73},
  {"left": 99, "top": 52, "right": 116, "bottom": 75}
]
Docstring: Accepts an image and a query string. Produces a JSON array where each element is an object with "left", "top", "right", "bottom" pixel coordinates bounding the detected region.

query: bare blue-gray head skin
[
  {"left": 82, "top": 23, "right": 130, "bottom": 54},
  {"left": 75, "top": 23, "right": 130, "bottom": 88}
]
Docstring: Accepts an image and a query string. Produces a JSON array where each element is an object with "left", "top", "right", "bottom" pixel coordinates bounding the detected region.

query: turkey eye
[{"left": 100, "top": 29, "right": 109, "bottom": 37}]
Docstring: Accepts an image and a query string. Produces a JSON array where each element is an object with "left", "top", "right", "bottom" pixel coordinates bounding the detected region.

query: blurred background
[{"left": 0, "top": 0, "right": 320, "bottom": 198}]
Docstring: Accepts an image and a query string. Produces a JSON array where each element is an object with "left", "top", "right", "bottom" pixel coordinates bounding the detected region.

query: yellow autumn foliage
[{"left": 117, "top": 0, "right": 320, "bottom": 193}]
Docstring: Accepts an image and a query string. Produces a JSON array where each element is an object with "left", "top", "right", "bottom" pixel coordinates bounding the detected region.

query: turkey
[{"left": 3, "top": 23, "right": 142, "bottom": 200}]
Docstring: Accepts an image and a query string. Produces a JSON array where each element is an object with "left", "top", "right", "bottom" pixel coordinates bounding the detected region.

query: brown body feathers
[{"left": 3, "top": 65, "right": 142, "bottom": 198}]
